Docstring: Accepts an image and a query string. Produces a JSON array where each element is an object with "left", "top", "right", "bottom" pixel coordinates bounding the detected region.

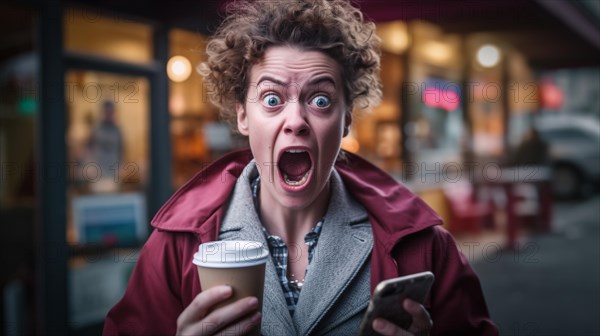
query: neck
[{"left": 259, "top": 181, "right": 330, "bottom": 244}]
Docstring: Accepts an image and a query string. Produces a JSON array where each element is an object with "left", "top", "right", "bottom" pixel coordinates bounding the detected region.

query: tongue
[{"left": 279, "top": 152, "right": 311, "bottom": 181}]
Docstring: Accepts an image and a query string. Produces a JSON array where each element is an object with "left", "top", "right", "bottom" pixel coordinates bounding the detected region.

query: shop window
[
  {"left": 168, "top": 29, "right": 247, "bottom": 189},
  {"left": 470, "top": 77, "right": 505, "bottom": 158},
  {"left": 354, "top": 49, "right": 405, "bottom": 173},
  {"left": 65, "top": 70, "right": 150, "bottom": 246},
  {"left": 64, "top": 8, "right": 152, "bottom": 64},
  {"left": 405, "top": 76, "right": 464, "bottom": 164}
]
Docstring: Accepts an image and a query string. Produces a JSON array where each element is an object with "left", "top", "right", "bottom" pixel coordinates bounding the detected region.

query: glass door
[
  {"left": 65, "top": 69, "right": 152, "bottom": 332},
  {"left": 62, "top": 8, "right": 161, "bottom": 333}
]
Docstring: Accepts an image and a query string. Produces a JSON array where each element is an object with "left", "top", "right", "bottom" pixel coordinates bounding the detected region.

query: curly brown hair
[{"left": 199, "top": 0, "right": 382, "bottom": 128}]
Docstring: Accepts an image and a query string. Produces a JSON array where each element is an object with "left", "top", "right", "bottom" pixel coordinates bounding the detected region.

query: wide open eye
[
  {"left": 262, "top": 94, "right": 282, "bottom": 107},
  {"left": 310, "top": 95, "right": 331, "bottom": 108}
]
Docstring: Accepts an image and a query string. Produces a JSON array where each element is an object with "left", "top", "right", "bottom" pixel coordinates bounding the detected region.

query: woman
[{"left": 104, "top": 0, "right": 498, "bottom": 335}]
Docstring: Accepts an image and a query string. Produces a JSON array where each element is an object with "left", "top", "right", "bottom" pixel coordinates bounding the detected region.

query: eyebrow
[
  {"left": 256, "top": 76, "right": 287, "bottom": 87},
  {"left": 307, "top": 76, "right": 337, "bottom": 89}
]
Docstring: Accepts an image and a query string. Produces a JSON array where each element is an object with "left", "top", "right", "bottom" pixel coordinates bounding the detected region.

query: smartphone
[{"left": 358, "top": 271, "right": 434, "bottom": 336}]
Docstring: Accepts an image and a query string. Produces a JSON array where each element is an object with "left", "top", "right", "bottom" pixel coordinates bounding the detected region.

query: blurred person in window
[
  {"left": 510, "top": 127, "right": 549, "bottom": 166},
  {"left": 88, "top": 101, "right": 123, "bottom": 191},
  {"left": 104, "top": 1, "right": 498, "bottom": 335}
]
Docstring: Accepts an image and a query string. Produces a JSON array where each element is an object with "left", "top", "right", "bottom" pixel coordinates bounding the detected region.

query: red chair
[{"left": 443, "top": 181, "right": 494, "bottom": 235}]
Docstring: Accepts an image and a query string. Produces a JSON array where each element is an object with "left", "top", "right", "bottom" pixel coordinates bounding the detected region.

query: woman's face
[{"left": 236, "top": 45, "right": 349, "bottom": 211}]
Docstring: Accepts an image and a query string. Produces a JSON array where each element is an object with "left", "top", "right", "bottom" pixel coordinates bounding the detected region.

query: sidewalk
[{"left": 470, "top": 195, "right": 600, "bottom": 336}]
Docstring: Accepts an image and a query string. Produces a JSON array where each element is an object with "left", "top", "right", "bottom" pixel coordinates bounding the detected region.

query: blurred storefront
[
  {"left": 0, "top": 0, "right": 598, "bottom": 334},
  {"left": 349, "top": 20, "right": 545, "bottom": 229},
  {"left": 349, "top": 1, "right": 599, "bottom": 236}
]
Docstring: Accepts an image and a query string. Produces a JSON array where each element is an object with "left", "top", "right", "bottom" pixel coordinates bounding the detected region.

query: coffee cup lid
[{"left": 193, "top": 241, "right": 269, "bottom": 268}]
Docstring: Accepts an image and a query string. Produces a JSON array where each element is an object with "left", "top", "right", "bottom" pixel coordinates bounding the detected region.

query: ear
[
  {"left": 236, "top": 102, "right": 249, "bottom": 136},
  {"left": 343, "top": 110, "right": 352, "bottom": 137}
]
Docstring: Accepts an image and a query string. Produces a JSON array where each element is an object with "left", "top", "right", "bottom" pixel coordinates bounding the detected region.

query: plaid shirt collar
[{"left": 251, "top": 176, "right": 324, "bottom": 316}]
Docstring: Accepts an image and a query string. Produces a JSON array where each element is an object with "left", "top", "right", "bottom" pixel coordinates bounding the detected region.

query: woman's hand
[
  {"left": 176, "top": 285, "right": 261, "bottom": 335},
  {"left": 372, "top": 299, "right": 432, "bottom": 336}
]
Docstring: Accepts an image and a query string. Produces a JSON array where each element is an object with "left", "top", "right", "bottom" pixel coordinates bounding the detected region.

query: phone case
[{"left": 358, "top": 271, "right": 434, "bottom": 336}]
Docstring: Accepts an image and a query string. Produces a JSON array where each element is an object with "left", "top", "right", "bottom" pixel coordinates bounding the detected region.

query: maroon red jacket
[{"left": 104, "top": 149, "right": 498, "bottom": 335}]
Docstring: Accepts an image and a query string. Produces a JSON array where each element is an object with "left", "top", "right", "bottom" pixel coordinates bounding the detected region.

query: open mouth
[{"left": 278, "top": 149, "right": 312, "bottom": 187}]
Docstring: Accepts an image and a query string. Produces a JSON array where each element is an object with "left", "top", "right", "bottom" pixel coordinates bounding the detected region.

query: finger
[
  {"left": 216, "top": 311, "right": 261, "bottom": 336},
  {"left": 177, "top": 286, "right": 232, "bottom": 328},
  {"left": 403, "top": 299, "right": 432, "bottom": 335},
  {"left": 187, "top": 296, "right": 259, "bottom": 335},
  {"left": 372, "top": 318, "right": 413, "bottom": 336}
]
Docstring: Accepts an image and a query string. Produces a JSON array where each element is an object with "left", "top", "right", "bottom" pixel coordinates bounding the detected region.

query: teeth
[
  {"left": 283, "top": 171, "right": 310, "bottom": 186},
  {"left": 285, "top": 149, "right": 306, "bottom": 153}
]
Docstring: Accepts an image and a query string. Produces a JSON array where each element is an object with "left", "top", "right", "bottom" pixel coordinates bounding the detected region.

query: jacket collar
[
  {"left": 335, "top": 154, "right": 443, "bottom": 253},
  {"left": 151, "top": 148, "right": 442, "bottom": 253},
  {"left": 151, "top": 149, "right": 253, "bottom": 235}
]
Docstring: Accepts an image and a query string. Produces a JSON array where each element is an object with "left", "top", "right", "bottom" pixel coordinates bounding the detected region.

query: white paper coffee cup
[{"left": 193, "top": 241, "right": 269, "bottom": 336}]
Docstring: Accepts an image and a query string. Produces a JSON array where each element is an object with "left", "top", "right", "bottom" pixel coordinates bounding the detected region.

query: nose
[{"left": 283, "top": 102, "right": 310, "bottom": 136}]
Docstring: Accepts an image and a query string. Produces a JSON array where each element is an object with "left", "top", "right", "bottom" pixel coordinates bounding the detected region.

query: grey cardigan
[{"left": 218, "top": 162, "right": 373, "bottom": 335}]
